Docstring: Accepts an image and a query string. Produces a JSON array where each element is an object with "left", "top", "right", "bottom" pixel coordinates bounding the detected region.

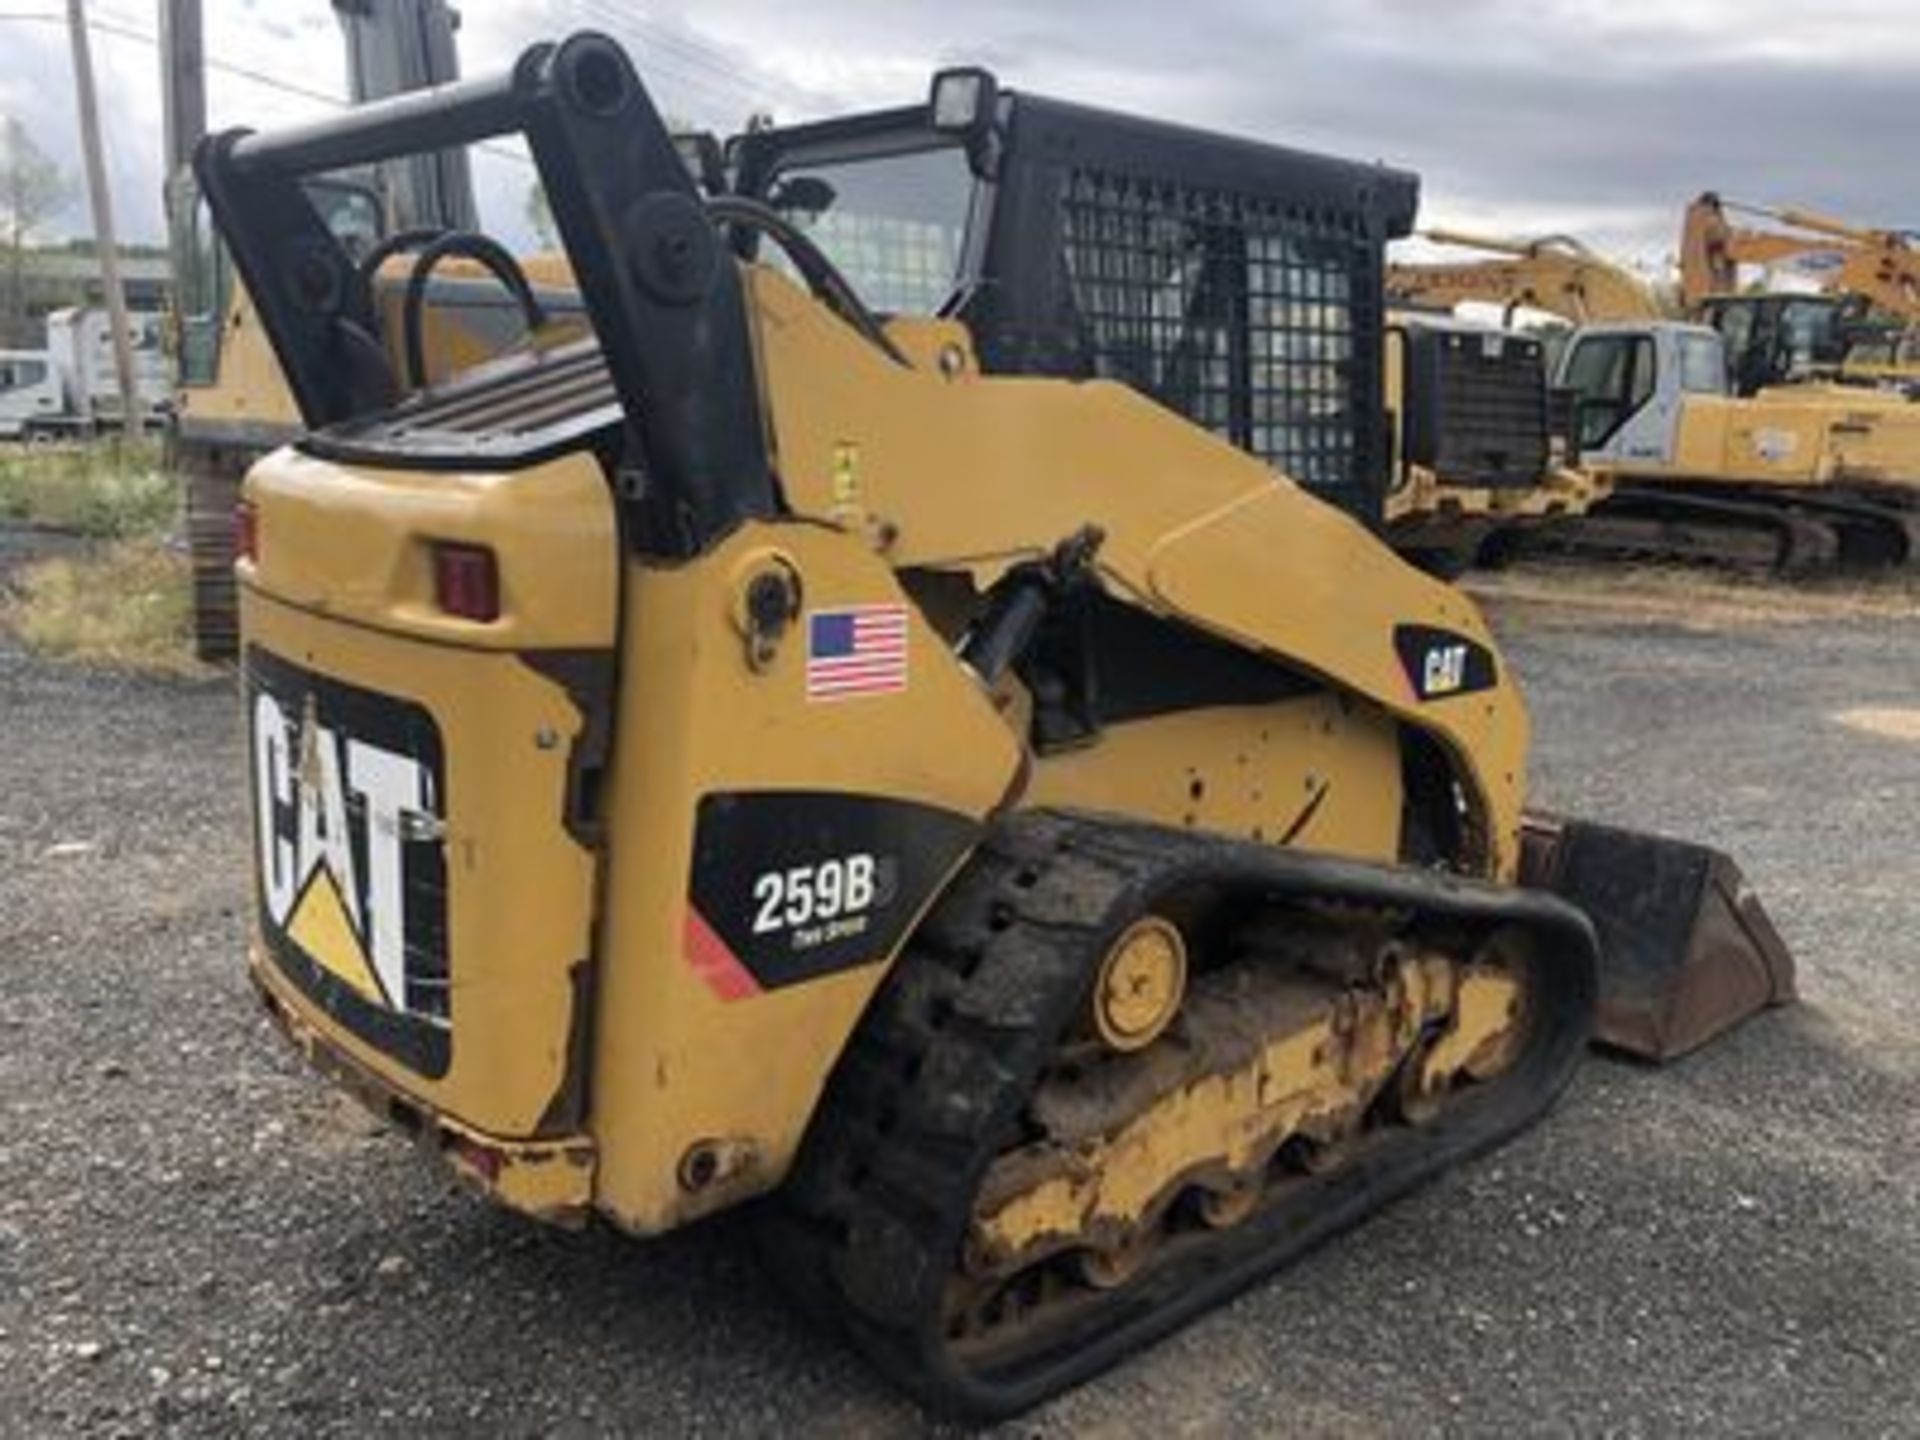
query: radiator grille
[{"left": 1415, "top": 329, "right": 1550, "bottom": 488}]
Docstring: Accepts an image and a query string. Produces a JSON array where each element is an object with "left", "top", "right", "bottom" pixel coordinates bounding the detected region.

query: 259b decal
[
  {"left": 686, "top": 791, "right": 976, "bottom": 998},
  {"left": 751, "top": 852, "right": 883, "bottom": 941},
  {"left": 246, "top": 647, "right": 451, "bottom": 1076}
]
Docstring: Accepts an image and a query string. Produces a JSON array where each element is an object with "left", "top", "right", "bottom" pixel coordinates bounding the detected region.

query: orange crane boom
[{"left": 1681, "top": 192, "right": 1920, "bottom": 321}]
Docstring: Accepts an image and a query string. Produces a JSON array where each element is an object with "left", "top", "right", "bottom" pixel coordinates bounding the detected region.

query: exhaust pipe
[{"left": 1520, "top": 815, "right": 1796, "bottom": 1062}]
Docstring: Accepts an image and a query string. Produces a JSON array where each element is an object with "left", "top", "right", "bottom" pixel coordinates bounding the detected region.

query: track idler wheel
[{"left": 1087, "top": 915, "right": 1187, "bottom": 1052}]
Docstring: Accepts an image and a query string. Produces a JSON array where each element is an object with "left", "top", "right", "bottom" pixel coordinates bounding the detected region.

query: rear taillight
[
  {"left": 445, "top": 1131, "right": 505, "bottom": 1184},
  {"left": 233, "top": 500, "right": 258, "bottom": 565},
  {"left": 432, "top": 542, "right": 500, "bottom": 622}
]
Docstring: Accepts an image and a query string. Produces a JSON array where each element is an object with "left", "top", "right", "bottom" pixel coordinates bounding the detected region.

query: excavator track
[
  {"left": 760, "top": 811, "right": 1598, "bottom": 1420},
  {"left": 1518, "top": 484, "right": 1919, "bottom": 576}
]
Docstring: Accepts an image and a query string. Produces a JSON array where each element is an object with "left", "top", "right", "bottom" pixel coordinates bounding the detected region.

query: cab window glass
[
  {"left": 1678, "top": 333, "right": 1725, "bottom": 394},
  {"left": 1057, "top": 171, "right": 1362, "bottom": 495},
  {"left": 1626, "top": 336, "right": 1655, "bottom": 408},
  {"left": 1565, "top": 334, "right": 1631, "bottom": 402},
  {"left": 308, "top": 181, "right": 383, "bottom": 266},
  {"left": 178, "top": 179, "right": 382, "bottom": 387},
  {"left": 1780, "top": 299, "right": 1845, "bottom": 372},
  {"left": 1564, "top": 333, "right": 1655, "bottom": 447},
  {"left": 766, "top": 146, "right": 977, "bottom": 316},
  {"left": 1713, "top": 302, "right": 1751, "bottom": 360},
  {"left": 0, "top": 357, "right": 48, "bottom": 390}
]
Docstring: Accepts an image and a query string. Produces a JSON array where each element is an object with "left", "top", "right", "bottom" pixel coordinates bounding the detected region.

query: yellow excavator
[
  {"left": 1681, "top": 192, "right": 1920, "bottom": 391},
  {"left": 1388, "top": 227, "right": 1666, "bottom": 327},
  {"left": 166, "top": 0, "right": 518, "bottom": 659},
  {"left": 1392, "top": 212, "right": 1918, "bottom": 389},
  {"left": 1682, "top": 193, "right": 1920, "bottom": 317},
  {"left": 1393, "top": 226, "right": 1920, "bottom": 571},
  {"left": 197, "top": 34, "right": 1794, "bottom": 1417}
]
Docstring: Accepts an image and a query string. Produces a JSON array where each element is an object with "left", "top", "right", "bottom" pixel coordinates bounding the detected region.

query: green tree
[{"left": 1, "top": 117, "right": 71, "bottom": 346}]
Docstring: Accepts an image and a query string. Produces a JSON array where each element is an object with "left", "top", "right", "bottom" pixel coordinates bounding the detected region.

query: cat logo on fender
[
  {"left": 1392, "top": 624, "right": 1498, "bottom": 703},
  {"left": 246, "top": 647, "right": 451, "bottom": 1073}
]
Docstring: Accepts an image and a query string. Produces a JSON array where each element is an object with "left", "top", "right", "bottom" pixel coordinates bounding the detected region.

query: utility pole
[
  {"left": 160, "top": 0, "right": 205, "bottom": 373},
  {"left": 65, "top": 0, "right": 141, "bottom": 441},
  {"left": 159, "top": 0, "right": 205, "bottom": 173}
]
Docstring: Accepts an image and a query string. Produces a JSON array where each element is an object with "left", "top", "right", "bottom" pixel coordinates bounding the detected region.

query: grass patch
[
  {"left": 0, "top": 440, "right": 176, "bottom": 538},
  {"left": 1, "top": 535, "right": 204, "bottom": 674}
]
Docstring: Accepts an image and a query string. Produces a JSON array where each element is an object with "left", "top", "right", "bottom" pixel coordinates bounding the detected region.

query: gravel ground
[{"left": 2, "top": 549, "right": 1916, "bottom": 1436}]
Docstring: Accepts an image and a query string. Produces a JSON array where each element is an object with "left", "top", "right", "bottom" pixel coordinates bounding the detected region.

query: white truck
[{"left": 0, "top": 306, "right": 171, "bottom": 440}]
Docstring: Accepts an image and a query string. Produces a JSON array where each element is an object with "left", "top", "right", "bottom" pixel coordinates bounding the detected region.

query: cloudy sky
[{"left": 3, "top": 0, "right": 1914, "bottom": 268}]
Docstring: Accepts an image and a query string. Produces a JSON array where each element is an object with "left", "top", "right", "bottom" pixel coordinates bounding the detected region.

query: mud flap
[{"left": 1520, "top": 814, "right": 1795, "bottom": 1061}]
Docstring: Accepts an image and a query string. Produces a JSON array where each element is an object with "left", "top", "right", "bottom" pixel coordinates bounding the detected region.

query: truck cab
[
  {"left": 0, "top": 351, "right": 63, "bottom": 439},
  {"left": 0, "top": 311, "right": 171, "bottom": 440}
]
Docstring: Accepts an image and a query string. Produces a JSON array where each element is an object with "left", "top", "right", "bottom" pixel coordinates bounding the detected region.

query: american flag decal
[{"left": 806, "top": 604, "right": 909, "bottom": 701}]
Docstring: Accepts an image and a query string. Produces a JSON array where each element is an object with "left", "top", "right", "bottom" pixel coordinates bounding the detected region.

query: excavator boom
[
  {"left": 1682, "top": 191, "right": 1920, "bottom": 323},
  {"left": 1389, "top": 228, "right": 1666, "bottom": 325}
]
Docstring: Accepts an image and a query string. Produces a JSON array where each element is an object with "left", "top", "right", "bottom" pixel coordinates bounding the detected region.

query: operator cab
[
  {"left": 1554, "top": 322, "right": 1727, "bottom": 464},
  {"left": 1697, "top": 291, "right": 1866, "bottom": 396},
  {"left": 707, "top": 70, "right": 1417, "bottom": 526}
]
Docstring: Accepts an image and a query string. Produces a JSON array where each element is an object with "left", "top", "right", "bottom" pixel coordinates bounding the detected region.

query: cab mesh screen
[{"left": 1060, "top": 168, "right": 1371, "bottom": 496}]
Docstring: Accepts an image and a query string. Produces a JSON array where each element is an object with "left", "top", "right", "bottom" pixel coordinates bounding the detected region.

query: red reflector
[
  {"left": 432, "top": 542, "right": 500, "bottom": 622},
  {"left": 233, "top": 500, "right": 258, "bottom": 565},
  {"left": 447, "top": 1132, "right": 505, "bottom": 1184}
]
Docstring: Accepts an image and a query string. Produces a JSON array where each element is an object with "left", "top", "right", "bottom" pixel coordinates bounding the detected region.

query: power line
[
  {"left": 4, "top": 3, "right": 799, "bottom": 153},
  {"left": 1, "top": 7, "right": 533, "bottom": 168},
  {"left": 565, "top": 0, "right": 818, "bottom": 121},
  {"left": 0, "top": 8, "right": 340, "bottom": 107}
]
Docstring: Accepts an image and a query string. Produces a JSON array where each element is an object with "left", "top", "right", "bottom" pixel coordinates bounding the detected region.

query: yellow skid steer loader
[{"left": 196, "top": 34, "right": 1792, "bottom": 1418}]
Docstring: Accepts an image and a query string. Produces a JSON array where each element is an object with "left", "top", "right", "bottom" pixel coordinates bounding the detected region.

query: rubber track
[{"left": 757, "top": 809, "right": 1598, "bottom": 1420}]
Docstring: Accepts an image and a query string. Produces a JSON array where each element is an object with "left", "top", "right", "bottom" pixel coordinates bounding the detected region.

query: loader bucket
[{"left": 1519, "top": 815, "right": 1795, "bottom": 1061}]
